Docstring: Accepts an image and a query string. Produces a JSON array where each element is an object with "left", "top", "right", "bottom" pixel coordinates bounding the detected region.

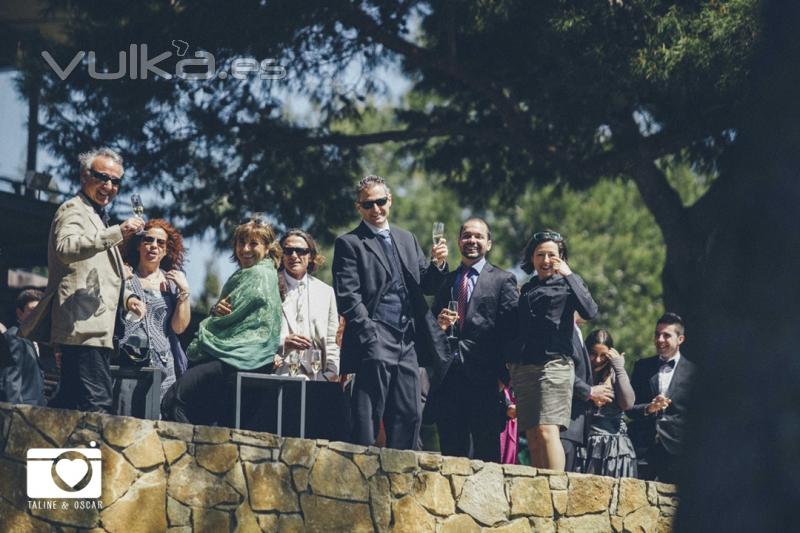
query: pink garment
[{"left": 500, "top": 386, "right": 518, "bottom": 464}]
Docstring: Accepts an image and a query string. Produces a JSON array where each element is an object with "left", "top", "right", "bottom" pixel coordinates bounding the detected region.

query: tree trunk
[{"left": 675, "top": 1, "right": 800, "bottom": 530}]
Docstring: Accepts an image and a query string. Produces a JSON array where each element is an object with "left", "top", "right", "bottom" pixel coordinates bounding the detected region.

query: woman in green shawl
[{"left": 162, "top": 218, "right": 282, "bottom": 425}]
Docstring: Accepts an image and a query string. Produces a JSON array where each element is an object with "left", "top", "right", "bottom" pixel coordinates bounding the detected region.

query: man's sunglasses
[
  {"left": 283, "top": 247, "right": 311, "bottom": 257},
  {"left": 90, "top": 169, "right": 122, "bottom": 187},
  {"left": 142, "top": 236, "right": 167, "bottom": 247},
  {"left": 358, "top": 197, "right": 389, "bottom": 210},
  {"left": 533, "top": 231, "right": 563, "bottom": 242}
]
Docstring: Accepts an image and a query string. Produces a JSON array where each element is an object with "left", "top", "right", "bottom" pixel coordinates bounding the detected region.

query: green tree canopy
[
  {"left": 16, "top": 1, "right": 757, "bottom": 238},
  {"left": 11, "top": 0, "right": 775, "bottom": 350}
]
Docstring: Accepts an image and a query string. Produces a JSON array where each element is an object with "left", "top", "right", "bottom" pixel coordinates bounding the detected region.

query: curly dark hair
[{"left": 123, "top": 219, "right": 186, "bottom": 271}]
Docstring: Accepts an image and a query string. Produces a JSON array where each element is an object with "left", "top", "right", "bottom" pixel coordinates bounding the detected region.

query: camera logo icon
[{"left": 26, "top": 441, "right": 102, "bottom": 499}]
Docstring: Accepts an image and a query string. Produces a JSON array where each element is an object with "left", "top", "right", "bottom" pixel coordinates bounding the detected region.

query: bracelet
[{"left": 177, "top": 291, "right": 190, "bottom": 302}]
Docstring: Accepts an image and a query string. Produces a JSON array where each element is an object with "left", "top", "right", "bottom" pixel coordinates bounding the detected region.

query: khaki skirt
[{"left": 510, "top": 357, "right": 574, "bottom": 431}]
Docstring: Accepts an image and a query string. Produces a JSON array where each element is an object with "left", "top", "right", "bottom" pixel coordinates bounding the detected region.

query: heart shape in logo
[{"left": 54, "top": 458, "right": 90, "bottom": 488}]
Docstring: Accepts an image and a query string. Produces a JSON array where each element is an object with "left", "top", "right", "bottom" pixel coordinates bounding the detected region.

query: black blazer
[
  {"left": 332, "top": 222, "right": 449, "bottom": 376},
  {"left": 561, "top": 326, "right": 593, "bottom": 444},
  {"left": 0, "top": 327, "right": 46, "bottom": 406},
  {"left": 627, "top": 354, "right": 696, "bottom": 456},
  {"left": 431, "top": 262, "right": 519, "bottom": 388}
]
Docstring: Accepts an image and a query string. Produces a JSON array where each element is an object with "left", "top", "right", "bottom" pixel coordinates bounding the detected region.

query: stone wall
[{"left": 0, "top": 402, "right": 678, "bottom": 532}]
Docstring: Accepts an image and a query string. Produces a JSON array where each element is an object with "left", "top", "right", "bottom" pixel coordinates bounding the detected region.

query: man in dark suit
[
  {"left": 333, "top": 175, "right": 449, "bottom": 450},
  {"left": 560, "top": 318, "right": 614, "bottom": 471},
  {"left": 0, "top": 290, "right": 46, "bottom": 406},
  {"left": 628, "top": 312, "right": 696, "bottom": 483},
  {"left": 429, "top": 218, "right": 518, "bottom": 462}
]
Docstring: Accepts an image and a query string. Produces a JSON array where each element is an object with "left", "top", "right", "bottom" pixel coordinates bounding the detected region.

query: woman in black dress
[{"left": 577, "top": 329, "right": 637, "bottom": 478}]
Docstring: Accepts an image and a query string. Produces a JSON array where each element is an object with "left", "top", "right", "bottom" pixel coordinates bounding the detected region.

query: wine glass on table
[
  {"left": 288, "top": 351, "right": 301, "bottom": 377},
  {"left": 432, "top": 222, "right": 445, "bottom": 247},
  {"left": 309, "top": 349, "right": 322, "bottom": 380},
  {"left": 131, "top": 193, "right": 145, "bottom": 235}
]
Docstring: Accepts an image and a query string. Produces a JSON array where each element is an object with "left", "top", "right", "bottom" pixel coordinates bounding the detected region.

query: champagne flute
[
  {"left": 593, "top": 374, "right": 612, "bottom": 416},
  {"left": 131, "top": 194, "right": 145, "bottom": 235},
  {"left": 309, "top": 349, "right": 322, "bottom": 380},
  {"left": 447, "top": 300, "right": 459, "bottom": 339},
  {"left": 288, "top": 351, "right": 301, "bottom": 377},
  {"left": 432, "top": 222, "right": 445, "bottom": 246},
  {"left": 657, "top": 376, "right": 668, "bottom": 418}
]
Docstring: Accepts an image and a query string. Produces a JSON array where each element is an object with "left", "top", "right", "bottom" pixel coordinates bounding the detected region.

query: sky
[{"left": 0, "top": 70, "right": 236, "bottom": 300}]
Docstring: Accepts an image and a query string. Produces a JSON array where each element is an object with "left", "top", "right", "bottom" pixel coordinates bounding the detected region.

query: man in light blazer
[
  {"left": 274, "top": 229, "right": 340, "bottom": 380},
  {"left": 430, "top": 217, "right": 518, "bottom": 462},
  {"left": 628, "top": 312, "right": 697, "bottom": 483},
  {"left": 333, "top": 175, "right": 449, "bottom": 450},
  {"left": 22, "top": 147, "right": 146, "bottom": 413}
]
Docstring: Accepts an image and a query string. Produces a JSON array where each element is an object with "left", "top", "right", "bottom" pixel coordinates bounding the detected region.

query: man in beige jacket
[{"left": 22, "top": 147, "right": 146, "bottom": 413}]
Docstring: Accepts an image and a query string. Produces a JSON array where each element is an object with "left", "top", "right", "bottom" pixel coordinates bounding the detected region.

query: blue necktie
[{"left": 377, "top": 230, "right": 400, "bottom": 277}]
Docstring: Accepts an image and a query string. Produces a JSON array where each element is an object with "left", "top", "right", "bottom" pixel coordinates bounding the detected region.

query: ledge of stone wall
[{"left": 0, "top": 402, "right": 677, "bottom": 532}]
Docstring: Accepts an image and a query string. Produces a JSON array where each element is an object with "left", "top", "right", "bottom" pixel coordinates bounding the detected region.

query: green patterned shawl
[{"left": 187, "top": 258, "right": 281, "bottom": 370}]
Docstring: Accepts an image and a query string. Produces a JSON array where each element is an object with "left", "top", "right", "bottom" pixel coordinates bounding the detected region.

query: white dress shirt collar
[
  {"left": 364, "top": 220, "right": 390, "bottom": 233},
  {"left": 283, "top": 271, "right": 308, "bottom": 289}
]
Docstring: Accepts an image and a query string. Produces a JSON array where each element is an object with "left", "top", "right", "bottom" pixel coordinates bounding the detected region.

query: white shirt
[
  {"left": 282, "top": 271, "right": 310, "bottom": 338},
  {"left": 658, "top": 351, "right": 681, "bottom": 395}
]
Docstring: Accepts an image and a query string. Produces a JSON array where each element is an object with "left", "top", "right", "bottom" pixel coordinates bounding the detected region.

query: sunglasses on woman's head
[
  {"left": 533, "top": 231, "right": 562, "bottom": 242},
  {"left": 358, "top": 197, "right": 389, "bottom": 210},
  {"left": 240, "top": 214, "right": 266, "bottom": 226},
  {"left": 142, "top": 236, "right": 167, "bottom": 247}
]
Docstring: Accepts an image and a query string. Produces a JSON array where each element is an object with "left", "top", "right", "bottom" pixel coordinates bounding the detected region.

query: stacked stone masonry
[{"left": 0, "top": 402, "right": 677, "bottom": 532}]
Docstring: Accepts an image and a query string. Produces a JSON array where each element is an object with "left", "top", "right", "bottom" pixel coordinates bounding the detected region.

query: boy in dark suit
[{"left": 628, "top": 312, "right": 696, "bottom": 483}]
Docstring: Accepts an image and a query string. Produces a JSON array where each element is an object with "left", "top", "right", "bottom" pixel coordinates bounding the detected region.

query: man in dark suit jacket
[
  {"left": 628, "top": 312, "right": 696, "bottom": 483},
  {"left": 0, "top": 290, "right": 46, "bottom": 406},
  {"left": 561, "top": 320, "right": 612, "bottom": 471},
  {"left": 430, "top": 218, "right": 518, "bottom": 462},
  {"left": 333, "top": 175, "right": 449, "bottom": 450}
]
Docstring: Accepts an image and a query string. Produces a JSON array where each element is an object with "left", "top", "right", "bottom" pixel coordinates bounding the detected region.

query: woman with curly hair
[
  {"left": 119, "top": 219, "right": 191, "bottom": 400},
  {"left": 162, "top": 216, "right": 282, "bottom": 426}
]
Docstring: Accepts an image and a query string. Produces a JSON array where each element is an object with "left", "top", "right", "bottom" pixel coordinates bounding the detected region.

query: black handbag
[{"left": 113, "top": 277, "right": 151, "bottom": 367}]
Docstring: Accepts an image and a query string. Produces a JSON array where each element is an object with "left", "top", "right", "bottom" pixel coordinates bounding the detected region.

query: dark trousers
[
  {"left": 351, "top": 323, "right": 420, "bottom": 450},
  {"left": 162, "top": 358, "right": 271, "bottom": 427},
  {"left": 434, "top": 365, "right": 503, "bottom": 462},
  {"left": 52, "top": 345, "right": 113, "bottom": 414},
  {"left": 561, "top": 438, "right": 582, "bottom": 472},
  {"left": 648, "top": 440, "right": 679, "bottom": 484}
]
